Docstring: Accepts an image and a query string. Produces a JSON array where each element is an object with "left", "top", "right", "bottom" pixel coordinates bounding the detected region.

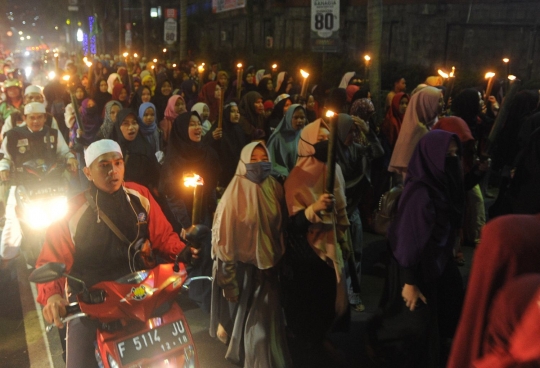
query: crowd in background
[{"left": 1, "top": 51, "right": 540, "bottom": 367}]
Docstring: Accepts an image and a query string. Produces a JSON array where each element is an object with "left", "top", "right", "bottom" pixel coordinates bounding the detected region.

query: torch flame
[
  {"left": 153, "top": 58, "right": 158, "bottom": 63},
  {"left": 502, "top": 58, "right": 510, "bottom": 63},
  {"left": 326, "top": 110, "right": 335, "bottom": 118},
  {"left": 123, "top": 52, "right": 128, "bottom": 58},
  {"left": 83, "top": 57, "right": 88, "bottom": 62},
  {"left": 300, "top": 69, "right": 309, "bottom": 79},
  {"left": 508, "top": 75, "right": 517, "bottom": 81},
  {"left": 134, "top": 53, "right": 138, "bottom": 58},
  {"left": 198, "top": 65, "right": 204, "bottom": 72},
  {"left": 272, "top": 63, "right": 277, "bottom": 69},
  {"left": 173, "top": 63, "right": 177, "bottom": 68},
  {"left": 449, "top": 66, "right": 456, "bottom": 78},
  {"left": 184, "top": 174, "right": 204, "bottom": 188},
  {"left": 364, "top": 55, "right": 371, "bottom": 62},
  {"left": 85, "top": 61, "right": 92, "bottom": 67},
  {"left": 54, "top": 53, "right": 59, "bottom": 58},
  {"left": 485, "top": 72, "right": 495, "bottom": 79},
  {"left": 151, "top": 65, "right": 155, "bottom": 70},
  {"left": 62, "top": 75, "right": 70, "bottom": 81},
  {"left": 438, "top": 69, "right": 449, "bottom": 79},
  {"left": 237, "top": 63, "right": 243, "bottom": 69}
]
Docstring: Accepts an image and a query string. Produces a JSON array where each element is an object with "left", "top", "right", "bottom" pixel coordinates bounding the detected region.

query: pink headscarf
[
  {"left": 388, "top": 86, "right": 442, "bottom": 176},
  {"left": 164, "top": 95, "right": 185, "bottom": 120}
]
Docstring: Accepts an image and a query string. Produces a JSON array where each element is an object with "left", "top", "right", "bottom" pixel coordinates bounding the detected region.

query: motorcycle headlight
[{"left": 25, "top": 196, "right": 68, "bottom": 229}]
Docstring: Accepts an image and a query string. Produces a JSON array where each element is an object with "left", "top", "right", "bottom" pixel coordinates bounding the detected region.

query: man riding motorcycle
[
  {"left": 0, "top": 102, "right": 78, "bottom": 262},
  {"left": 35, "top": 139, "right": 199, "bottom": 367}
]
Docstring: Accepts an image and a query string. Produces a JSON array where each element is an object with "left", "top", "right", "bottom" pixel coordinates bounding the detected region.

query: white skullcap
[
  {"left": 274, "top": 93, "right": 290, "bottom": 105},
  {"left": 24, "top": 102, "right": 46, "bottom": 115},
  {"left": 84, "top": 139, "right": 123, "bottom": 167},
  {"left": 25, "top": 85, "right": 42, "bottom": 96}
]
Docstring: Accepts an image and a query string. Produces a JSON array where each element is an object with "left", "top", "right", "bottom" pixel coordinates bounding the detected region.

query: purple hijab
[{"left": 389, "top": 130, "right": 461, "bottom": 282}]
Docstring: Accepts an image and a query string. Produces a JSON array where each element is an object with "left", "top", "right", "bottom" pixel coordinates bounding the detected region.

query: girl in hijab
[
  {"left": 267, "top": 93, "right": 292, "bottom": 133},
  {"left": 191, "top": 102, "right": 212, "bottom": 135},
  {"left": 111, "top": 83, "right": 129, "bottom": 108},
  {"left": 306, "top": 94, "right": 319, "bottom": 122},
  {"left": 151, "top": 79, "right": 173, "bottom": 122},
  {"left": 335, "top": 112, "right": 383, "bottom": 312},
  {"left": 138, "top": 102, "right": 162, "bottom": 158},
  {"left": 210, "top": 142, "right": 292, "bottom": 368},
  {"left": 368, "top": 130, "right": 465, "bottom": 368},
  {"left": 266, "top": 103, "right": 306, "bottom": 178},
  {"left": 92, "top": 78, "right": 112, "bottom": 117},
  {"left": 388, "top": 86, "right": 443, "bottom": 179},
  {"left": 238, "top": 91, "right": 266, "bottom": 141},
  {"left": 205, "top": 102, "right": 248, "bottom": 188},
  {"left": 257, "top": 76, "right": 275, "bottom": 102},
  {"left": 275, "top": 71, "right": 292, "bottom": 95},
  {"left": 180, "top": 79, "right": 199, "bottom": 112},
  {"left": 160, "top": 95, "right": 186, "bottom": 145},
  {"left": 141, "top": 74, "right": 156, "bottom": 96},
  {"left": 448, "top": 213, "right": 540, "bottom": 368},
  {"left": 381, "top": 92, "right": 409, "bottom": 150},
  {"left": 199, "top": 71, "right": 231, "bottom": 122},
  {"left": 130, "top": 85, "right": 152, "bottom": 112},
  {"left": 96, "top": 100, "right": 122, "bottom": 139},
  {"left": 161, "top": 111, "right": 220, "bottom": 311},
  {"left": 106, "top": 73, "right": 121, "bottom": 94},
  {"left": 282, "top": 119, "right": 350, "bottom": 367},
  {"left": 110, "top": 108, "right": 160, "bottom": 192}
]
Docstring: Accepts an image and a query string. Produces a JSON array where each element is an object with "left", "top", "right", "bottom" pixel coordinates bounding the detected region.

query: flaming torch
[
  {"left": 236, "top": 63, "right": 243, "bottom": 100},
  {"left": 484, "top": 72, "right": 496, "bottom": 105},
  {"left": 325, "top": 110, "right": 338, "bottom": 194},
  {"left": 184, "top": 173, "right": 205, "bottom": 225},
  {"left": 300, "top": 69, "right": 310, "bottom": 99}
]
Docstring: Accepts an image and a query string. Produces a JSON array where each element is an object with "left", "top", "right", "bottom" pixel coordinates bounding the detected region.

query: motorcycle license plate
[{"left": 117, "top": 319, "right": 190, "bottom": 366}]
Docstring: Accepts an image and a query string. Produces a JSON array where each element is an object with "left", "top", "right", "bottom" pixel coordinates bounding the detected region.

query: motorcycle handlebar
[{"left": 45, "top": 312, "right": 87, "bottom": 332}]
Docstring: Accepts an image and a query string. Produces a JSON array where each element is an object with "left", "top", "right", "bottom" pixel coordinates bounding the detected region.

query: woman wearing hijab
[
  {"left": 275, "top": 71, "right": 292, "bottom": 95},
  {"left": 368, "top": 130, "right": 465, "bottom": 368},
  {"left": 388, "top": 86, "right": 443, "bottom": 179},
  {"left": 130, "top": 85, "right": 152, "bottom": 112},
  {"left": 239, "top": 66, "right": 257, "bottom": 96},
  {"left": 282, "top": 119, "right": 350, "bottom": 367},
  {"left": 191, "top": 102, "right": 212, "bottom": 135},
  {"left": 257, "top": 76, "right": 275, "bottom": 102},
  {"left": 335, "top": 112, "right": 383, "bottom": 312},
  {"left": 238, "top": 91, "right": 266, "bottom": 141},
  {"left": 111, "top": 83, "right": 129, "bottom": 108},
  {"left": 141, "top": 74, "right": 156, "bottom": 96},
  {"left": 199, "top": 71, "right": 231, "bottom": 123},
  {"left": 138, "top": 102, "right": 162, "bottom": 157},
  {"left": 448, "top": 213, "right": 540, "bottom": 368},
  {"left": 151, "top": 79, "right": 174, "bottom": 122},
  {"left": 106, "top": 73, "right": 121, "bottom": 95},
  {"left": 266, "top": 103, "right": 306, "bottom": 178},
  {"left": 96, "top": 100, "right": 122, "bottom": 139},
  {"left": 205, "top": 103, "right": 248, "bottom": 188},
  {"left": 92, "top": 78, "right": 112, "bottom": 117},
  {"left": 180, "top": 79, "right": 199, "bottom": 112},
  {"left": 161, "top": 111, "right": 220, "bottom": 312},
  {"left": 210, "top": 142, "right": 292, "bottom": 368},
  {"left": 267, "top": 93, "right": 292, "bottom": 133},
  {"left": 160, "top": 95, "right": 186, "bottom": 145},
  {"left": 381, "top": 92, "right": 409, "bottom": 150},
  {"left": 110, "top": 108, "right": 160, "bottom": 191}
]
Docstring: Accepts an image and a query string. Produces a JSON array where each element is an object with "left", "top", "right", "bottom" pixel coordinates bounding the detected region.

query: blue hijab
[
  {"left": 138, "top": 102, "right": 160, "bottom": 153},
  {"left": 266, "top": 104, "right": 305, "bottom": 177}
]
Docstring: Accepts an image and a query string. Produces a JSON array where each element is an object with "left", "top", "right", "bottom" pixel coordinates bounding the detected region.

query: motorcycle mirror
[{"left": 29, "top": 262, "right": 66, "bottom": 283}]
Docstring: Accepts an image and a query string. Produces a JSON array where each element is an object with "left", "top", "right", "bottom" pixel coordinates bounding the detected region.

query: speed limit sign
[
  {"left": 164, "top": 18, "right": 177, "bottom": 44},
  {"left": 310, "top": 0, "right": 340, "bottom": 52}
]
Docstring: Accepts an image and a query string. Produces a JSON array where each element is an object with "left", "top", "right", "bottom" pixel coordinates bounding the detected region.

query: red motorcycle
[{"left": 29, "top": 257, "right": 210, "bottom": 368}]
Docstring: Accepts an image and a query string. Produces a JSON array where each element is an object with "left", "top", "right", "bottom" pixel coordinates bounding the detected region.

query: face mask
[
  {"left": 244, "top": 161, "right": 272, "bottom": 184},
  {"left": 313, "top": 140, "right": 329, "bottom": 163},
  {"left": 86, "top": 105, "right": 99, "bottom": 117}
]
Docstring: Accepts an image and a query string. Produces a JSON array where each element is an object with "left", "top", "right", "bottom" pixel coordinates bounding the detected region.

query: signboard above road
[
  {"left": 212, "top": 0, "right": 246, "bottom": 13},
  {"left": 164, "top": 8, "right": 178, "bottom": 45},
  {"left": 310, "top": 0, "right": 340, "bottom": 53}
]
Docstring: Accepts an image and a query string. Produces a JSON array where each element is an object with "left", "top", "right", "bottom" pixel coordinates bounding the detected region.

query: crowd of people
[{"left": 0, "top": 51, "right": 539, "bottom": 367}]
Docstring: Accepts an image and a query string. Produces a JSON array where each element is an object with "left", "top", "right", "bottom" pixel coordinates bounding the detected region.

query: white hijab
[{"left": 212, "top": 142, "right": 286, "bottom": 269}]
